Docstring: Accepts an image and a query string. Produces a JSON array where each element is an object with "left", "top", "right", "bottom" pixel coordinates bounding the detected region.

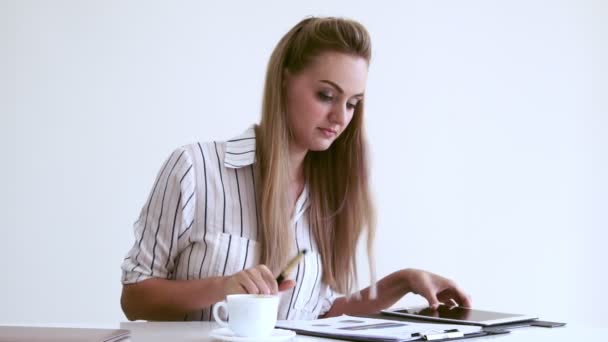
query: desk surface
[
  {"left": 0, "top": 321, "right": 601, "bottom": 341},
  {"left": 118, "top": 321, "right": 599, "bottom": 341}
]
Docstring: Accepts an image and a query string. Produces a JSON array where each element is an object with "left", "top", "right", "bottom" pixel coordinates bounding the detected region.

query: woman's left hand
[{"left": 402, "top": 269, "right": 472, "bottom": 309}]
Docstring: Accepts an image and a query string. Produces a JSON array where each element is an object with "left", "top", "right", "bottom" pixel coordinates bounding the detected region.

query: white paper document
[{"left": 276, "top": 315, "right": 482, "bottom": 341}]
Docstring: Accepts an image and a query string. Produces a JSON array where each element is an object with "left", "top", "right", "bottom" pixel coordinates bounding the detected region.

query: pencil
[{"left": 276, "top": 249, "right": 308, "bottom": 284}]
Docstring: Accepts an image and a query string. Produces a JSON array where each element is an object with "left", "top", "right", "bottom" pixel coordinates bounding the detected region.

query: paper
[{"left": 276, "top": 315, "right": 481, "bottom": 341}]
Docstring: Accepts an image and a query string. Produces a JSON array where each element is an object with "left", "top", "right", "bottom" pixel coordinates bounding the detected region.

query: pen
[{"left": 276, "top": 249, "right": 308, "bottom": 284}]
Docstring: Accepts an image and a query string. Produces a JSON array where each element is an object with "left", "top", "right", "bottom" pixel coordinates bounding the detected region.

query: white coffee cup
[{"left": 212, "top": 294, "right": 280, "bottom": 337}]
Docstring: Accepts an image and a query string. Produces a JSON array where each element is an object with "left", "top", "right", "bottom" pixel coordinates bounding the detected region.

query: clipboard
[
  {"left": 275, "top": 314, "right": 498, "bottom": 342},
  {"left": 279, "top": 326, "right": 502, "bottom": 342}
]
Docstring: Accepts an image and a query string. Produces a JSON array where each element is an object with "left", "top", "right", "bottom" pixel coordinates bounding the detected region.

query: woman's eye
[
  {"left": 347, "top": 102, "right": 357, "bottom": 110},
  {"left": 317, "top": 92, "right": 334, "bottom": 102}
]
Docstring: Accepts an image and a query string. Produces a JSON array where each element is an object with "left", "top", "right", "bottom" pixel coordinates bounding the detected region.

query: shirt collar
[
  {"left": 224, "top": 126, "right": 257, "bottom": 169},
  {"left": 226, "top": 125, "right": 311, "bottom": 215}
]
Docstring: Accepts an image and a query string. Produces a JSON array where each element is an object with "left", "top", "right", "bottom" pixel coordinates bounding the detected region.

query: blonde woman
[{"left": 120, "top": 16, "right": 471, "bottom": 321}]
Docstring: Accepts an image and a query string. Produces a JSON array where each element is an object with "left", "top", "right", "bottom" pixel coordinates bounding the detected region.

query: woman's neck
[{"left": 289, "top": 144, "right": 307, "bottom": 184}]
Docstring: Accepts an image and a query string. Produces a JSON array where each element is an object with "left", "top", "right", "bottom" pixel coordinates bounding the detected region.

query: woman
[{"left": 120, "top": 16, "right": 471, "bottom": 321}]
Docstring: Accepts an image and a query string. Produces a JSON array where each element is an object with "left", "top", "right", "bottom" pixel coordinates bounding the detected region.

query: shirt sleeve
[
  {"left": 121, "top": 147, "right": 196, "bottom": 284},
  {"left": 317, "top": 286, "right": 338, "bottom": 317}
]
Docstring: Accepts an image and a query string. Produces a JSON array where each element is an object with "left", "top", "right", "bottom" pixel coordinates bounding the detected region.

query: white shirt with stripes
[{"left": 121, "top": 126, "right": 336, "bottom": 321}]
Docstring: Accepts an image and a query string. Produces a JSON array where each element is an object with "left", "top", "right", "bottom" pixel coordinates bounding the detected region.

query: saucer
[{"left": 209, "top": 327, "right": 296, "bottom": 341}]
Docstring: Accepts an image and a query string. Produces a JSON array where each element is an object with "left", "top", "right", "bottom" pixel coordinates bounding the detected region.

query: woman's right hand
[{"left": 222, "top": 265, "right": 296, "bottom": 297}]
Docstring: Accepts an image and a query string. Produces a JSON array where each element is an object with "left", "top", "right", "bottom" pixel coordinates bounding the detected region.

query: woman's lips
[{"left": 318, "top": 127, "right": 337, "bottom": 138}]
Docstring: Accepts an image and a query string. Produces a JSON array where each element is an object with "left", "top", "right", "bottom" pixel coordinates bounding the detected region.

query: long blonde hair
[{"left": 256, "top": 17, "right": 376, "bottom": 296}]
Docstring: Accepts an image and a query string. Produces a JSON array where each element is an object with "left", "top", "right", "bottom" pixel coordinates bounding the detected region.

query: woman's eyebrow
[{"left": 319, "top": 80, "right": 364, "bottom": 98}]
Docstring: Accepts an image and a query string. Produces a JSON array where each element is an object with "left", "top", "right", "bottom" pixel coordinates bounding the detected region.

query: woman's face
[{"left": 284, "top": 51, "right": 368, "bottom": 152}]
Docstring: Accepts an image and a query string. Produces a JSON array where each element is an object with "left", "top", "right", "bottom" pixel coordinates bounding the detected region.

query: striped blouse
[{"left": 121, "top": 126, "right": 336, "bottom": 321}]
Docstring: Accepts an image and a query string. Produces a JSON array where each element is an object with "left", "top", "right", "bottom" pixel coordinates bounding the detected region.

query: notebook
[{"left": 0, "top": 326, "right": 130, "bottom": 342}]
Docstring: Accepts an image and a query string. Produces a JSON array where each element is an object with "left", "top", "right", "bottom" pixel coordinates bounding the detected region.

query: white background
[{"left": 2, "top": 0, "right": 606, "bottom": 327}]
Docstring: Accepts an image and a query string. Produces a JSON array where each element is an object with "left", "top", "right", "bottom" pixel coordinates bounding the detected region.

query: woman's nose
[{"left": 329, "top": 103, "right": 348, "bottom": 125}]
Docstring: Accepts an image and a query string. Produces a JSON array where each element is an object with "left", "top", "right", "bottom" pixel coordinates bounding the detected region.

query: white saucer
[{"left": 209, "top": 327, "right": 296, "bottom": 341}]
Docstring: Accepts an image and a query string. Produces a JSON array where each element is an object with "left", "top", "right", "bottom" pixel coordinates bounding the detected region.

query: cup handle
[{"left": 212, "top": 301, "right": 229, "bottom": 327}]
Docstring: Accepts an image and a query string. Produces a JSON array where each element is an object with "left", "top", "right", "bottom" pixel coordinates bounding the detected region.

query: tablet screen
[
  {"left": 385, "top": 305, "right": 537, "bottom": 326},
  {"left": 395, "top": 306, "right": 523, "bottom": 322}
]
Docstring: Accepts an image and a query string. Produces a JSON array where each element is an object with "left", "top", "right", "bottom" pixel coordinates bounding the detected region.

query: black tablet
[{"left": 381, "top": 305, "right": 538, "bottom": 326}]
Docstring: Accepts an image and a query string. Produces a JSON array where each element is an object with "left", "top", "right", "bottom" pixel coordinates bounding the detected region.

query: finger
[
  {"left": 422, "top": 290, "right": 441, "bottom": 309},
  {"left": 450, "top": 286, "right": 472, "bottom": 307},
  {"left": 228, "top": 283, "right": 248, "bottom": 295},
  {"left": 438, "top": 287, "right": 472, "bottom": 308},
  {"left": 437, "top": 290, "right": 455, "bottom": 304},
  {"left": 458, "top": 291, "right": 473, "bottom": 308},
  {"left": 278, "top": 279, "right": 296, "bottom": 292},
  {"left": 247, "top": 269, "right": 271, "bottom": 295},
  {"left": 258, "top": 265, "right": 279, "bottom": 294},
  {"left": 237, "top": 273, "right": 260, "bottom": 295}
]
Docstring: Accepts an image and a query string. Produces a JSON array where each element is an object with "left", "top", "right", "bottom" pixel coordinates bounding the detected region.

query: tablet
[{"left": 381, "top": 305, "right": 538, "bottom": 326}]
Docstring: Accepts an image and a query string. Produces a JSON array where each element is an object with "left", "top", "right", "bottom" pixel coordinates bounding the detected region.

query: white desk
[{"left": 118, "top": 321, "right": 601, "bottom": 341}]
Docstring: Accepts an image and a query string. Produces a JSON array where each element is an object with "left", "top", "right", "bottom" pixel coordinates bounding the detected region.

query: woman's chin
[{"left": 308, "top": 140, "right": 334, "bottom": 152}]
